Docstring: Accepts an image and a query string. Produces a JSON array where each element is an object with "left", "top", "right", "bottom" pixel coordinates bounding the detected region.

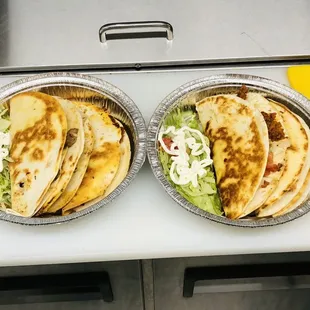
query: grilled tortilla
[
  {"left": 62, "top": 101, "right": 122, "bottom": 211},
  {"left": 273, "top": 170, "right": 310, "bottom": 217},
  {"left": 257, "top": 108, "right": 310, "bottom": 217},
  {"left": 37, "top": 98, "right": 85, "bottom": 213},
  {"left": 47, "top": 108, "right": 95, "bottom": 214},
  {"left": 63, "top": 119, "right": 131, "bottom": 215},
  {"left": 239, "top": 93, "right": 290, "bottom": 217},
  {"left": 9, "top": 92, "right": 67, "bottom": 217},
  {"left": 196, "top": 94, "right": 269, "bottom": 219},
  {"left": 104, "top": 119, "right": 131, "bottom": 197}
]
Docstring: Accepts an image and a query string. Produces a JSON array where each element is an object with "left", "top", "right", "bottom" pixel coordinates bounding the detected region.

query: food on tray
[
  {"left": 257, "top": 106, "right": 310, "bottom": 217},
  {"left": 63, "top": 117, "right": 131, "bottom": 215},
  {"left": 47, "top": 109, "right": 95, "bottom": 214},
  {"left": 9, "top": 93, "right": 68, "bottom": 217},
  {"left": 0, "top": 104, "right": 12, "bottom": 210},
  {"left": 104, "top": 118, "right": 131, "bottom": 197},
  {"left": 158, "top": 109, "right": 222, "bottom": 216},
  {"left": 61, "top": 101, "right": 122, "bottom": 214},
  {"left": 38, "top": 98, "right": 85, "bottom": 214},
  {"left": 197, "top": 94, "right": 269, "bottom": 219},
  {"left": 158, "top": 87, "right": 310, "bottom": 220},
  {"left": 0, "top": 91, "right": 131, "bottom": 218},
  {"left": 239, "top": 94, "right": 289, "bottom": 218}
]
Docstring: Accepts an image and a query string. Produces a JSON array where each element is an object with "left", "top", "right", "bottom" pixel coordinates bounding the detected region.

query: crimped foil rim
[
  {"left": 0, "top": 72, "right": 146, "bottom": 225},
  {"left": 147, "top": 74, "right": 310, "bottom": 228}
]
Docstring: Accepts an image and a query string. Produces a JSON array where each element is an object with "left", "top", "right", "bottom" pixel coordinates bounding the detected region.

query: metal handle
[
  {"left": 183, "top": 262, "right": 310, "bottom": 298},
  {"left": 99, "top": 21, "right": 173, "bottom": 43},
  {"left": 0, "top": 271, "right": 113, "bottom": 305}
]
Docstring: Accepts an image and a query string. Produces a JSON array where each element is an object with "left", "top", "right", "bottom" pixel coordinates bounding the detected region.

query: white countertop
[{"left": 1, "top": 65, "right": 309, "bottom": 267}]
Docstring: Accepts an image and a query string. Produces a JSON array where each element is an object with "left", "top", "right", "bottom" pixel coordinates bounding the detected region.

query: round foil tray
[
  {"left": 147, "top": 74, "right": 310, "bottom": 227},
  {"left": 0, "top": 72, "right": 146, "bottom": 225}
]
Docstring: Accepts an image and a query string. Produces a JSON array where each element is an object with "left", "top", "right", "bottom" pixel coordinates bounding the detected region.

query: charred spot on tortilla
[
  {"left": 11, "top": 122, "right": 57, "bottom": 153},
  {"left": 288, "top": 145, "right": 297, "bottom": 152},
  {"left": 237, "top": 85, "right": 248, "bottom": 100},
  {"left": 22, "top": 146, "right": 29, "bottom": 153},
  {"left": 31, "top": 148, "right": 44, "bottom": 161},
  {"left": 65, "top": 128, "right": 79, "bottom": 147}
]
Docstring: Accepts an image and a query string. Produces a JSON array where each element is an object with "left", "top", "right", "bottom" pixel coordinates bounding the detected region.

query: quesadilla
[
  {"left": 9, "top": 92, "right": 67, "bottom": 217},
  {"left": 257, "top": 106, "right": 310, "bottom": 217},
  {"left": 239, "top": 93, "right": 290, "bottom": 217},
  {"left": 196, "top": 94, "right": 269, "bottom": 219},
  {"left": 61, "top": 101, "right": 122, "bottom": 212},
  {"left": 62, "top": 119, "right": 131, "bottom": 215},
  {"left": 37, "top": 98, "right": 85, "bottom": 213},
  {"left": 273, "top": 170, "right": 310, "bottom": 217},
  {"left": 103, "top": 119, "right": 131, "bottom": 197},
  {"left": 47, "top": 108, "right": 95, "bottom": 214}
]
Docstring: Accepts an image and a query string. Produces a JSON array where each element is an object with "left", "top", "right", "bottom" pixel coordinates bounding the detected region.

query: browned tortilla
[
  {"left": 9, "top": 92, "right": 67, "bottom": 217},
  {"left": 196, "top": 95, "right": 269, "bottom": 219}
]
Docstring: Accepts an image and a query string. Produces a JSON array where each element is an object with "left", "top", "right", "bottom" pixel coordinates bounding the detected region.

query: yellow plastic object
[{"left": 287, "top": 65, "right": 310, "bottom": 99}]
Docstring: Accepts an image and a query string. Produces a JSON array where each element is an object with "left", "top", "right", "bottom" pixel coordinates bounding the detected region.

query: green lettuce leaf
[
  {"left": 0, "top": 160, "right": 11, "bottom": 207},
  {"left": 163, "top": 108, "right": 201, "bottom": 131},
  {"left": 0, "top": 106, "right": 11, "bottom": 208},
  {"left": 159, "top": 109, "right": 223, "bottom": 216}
]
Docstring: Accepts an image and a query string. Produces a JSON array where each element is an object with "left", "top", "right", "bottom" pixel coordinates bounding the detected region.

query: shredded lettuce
[
  {"left": 163, "top": 108, "right": 202, "bottom": 131},
  {"left": 0, "top": 160, "right": 11, "bottom": 207},
  {"left": 159, "top": 108, "right": 223, "bottom": 216},
  {"left": 0, "top": 105, "right": 10, "bottom": 209}
]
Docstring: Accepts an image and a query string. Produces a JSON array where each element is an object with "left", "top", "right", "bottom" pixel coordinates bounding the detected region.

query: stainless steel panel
[
  {"left": 194, "top": 276, "right": 310, "bottom": 294},
  {"left": 0, "top": 261, "right": 144, "bottom": 310},
  {"left": 153, "top": 254, "right": 310, "bottom": 310},
  {"left": 1, "top": 0, "right": 310, "bottom": 71}
]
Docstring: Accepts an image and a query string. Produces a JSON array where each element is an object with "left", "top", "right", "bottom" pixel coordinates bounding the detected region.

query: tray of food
[
  {"left": 147, "top": 74, "right": 310, "bottom": 227},
  {"left": 0, "top": 72, "right": 146, "bottom": 225}
]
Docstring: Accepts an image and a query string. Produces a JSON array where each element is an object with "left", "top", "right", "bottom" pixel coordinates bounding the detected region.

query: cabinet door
[
  {"left": 153, "top": 253, "right": 310, "bottom": 310},
  {"left": 0, "top": 260, "right": 143, "bottom": 310}
]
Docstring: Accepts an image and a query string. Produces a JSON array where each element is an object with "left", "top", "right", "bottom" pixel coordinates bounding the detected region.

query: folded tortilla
[
  {"left": 47, "top": 108, "right": 95, "bottom": 213},
  {"left": 257, "top": 103, "right": 310, "bottom": 217},
  {"left": 103, "top": 119, "right": 131, "bottom": 197},
  {"left": 37, "top": 98, "right": 85, "bottom": 213},
  {"left": 239, "top": 93, "right": 290, "bottom": 217},
  {"left": 196, "top": 94, "right": 269, "bottom": 219},
  {"left": 63, "top": 119, "right": 131, "bottom": 215},
  {"left": 9, "top": 92, "right": 67, "bottom": 217},
  {"left": 273, "top": 170, "right": 310, "bottom": 217},
  {"left": 61, "top": 101, "right": 122, "bottom": 211}
]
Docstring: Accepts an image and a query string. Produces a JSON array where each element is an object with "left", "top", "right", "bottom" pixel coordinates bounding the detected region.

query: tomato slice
[
  {"left": 264, "top": 152, "right": 282, "bottom": 176},
  {"left": 162, "top": 137, "right": 173, "bottom": 150}
]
